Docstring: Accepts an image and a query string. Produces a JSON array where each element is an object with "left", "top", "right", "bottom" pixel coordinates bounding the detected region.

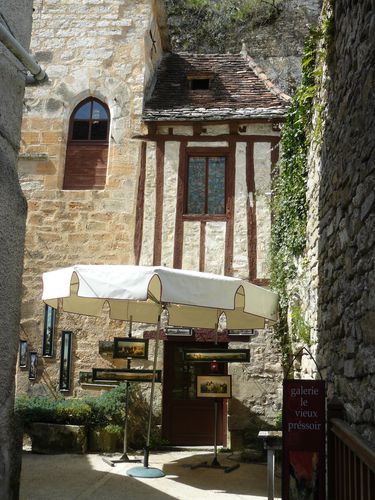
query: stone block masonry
[
  {"left": 17, "top": 0, "right": 167, "bottom": 397},
  {"left": 297, "top": 0, "right": 375, "bottom": 445}
]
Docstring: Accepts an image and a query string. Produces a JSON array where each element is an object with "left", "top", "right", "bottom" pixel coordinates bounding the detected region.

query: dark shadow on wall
[
  {"left": 228, "top": 397, "right": 280, "bottom": 453},
  {"left": 314, "top": 0, "right": 375, "bottom": 443}
]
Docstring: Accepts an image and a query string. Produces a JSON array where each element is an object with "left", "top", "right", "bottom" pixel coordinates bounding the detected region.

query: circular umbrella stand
[
  {"left": 126, "top": 445, "right": 165, "bottom": 478},
  {"left": 127, "top": 465, "right": 165, "bottom": 478},
  {"left": 191, "top": 400, "right": 240, "bottom": 474}
]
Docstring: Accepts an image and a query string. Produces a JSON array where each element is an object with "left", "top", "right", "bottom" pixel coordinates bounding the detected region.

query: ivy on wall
[
  {"left": 270, "top": 0, "right": 334, "bottom": 369},
  {"left": 270, "top": 28, "right": 321, "bottom": 367}
]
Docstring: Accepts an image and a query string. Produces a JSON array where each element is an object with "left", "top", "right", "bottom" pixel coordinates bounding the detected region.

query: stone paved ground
[{"left": 20, "top": 450, "right": 281, "bottom": 500}]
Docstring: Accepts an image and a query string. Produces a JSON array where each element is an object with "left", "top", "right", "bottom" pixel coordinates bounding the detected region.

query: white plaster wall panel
[
  {"left": 161, "top": 142, "right": 180, "bottom": 267},
  {"left": 254, "top": 142, "right": 272, "bottom": 279},
  {"left": 140, "top": 142, "right": 157, "bottom": 265},
  {"left": 238, "top": 123, "right": 279, "bottom": 136},
  {"left": 233, "top": 142, "right": 249, "bottom": 278},
  {"left": 173, "top": 126, "right": 193, "bottom": 136},
  {"left": 157, "top": 126, "right": 169, "bottom": 135},
  {"left": 187, "top": 141, "right": 229, "bottom": 148},
  {"left": 182, "top": 221, "right": 201, "bottom": 271},
  {"left": 201, "top": 124, "right": 229, "bottom": 135},
  {"left": 205, "top": 222, "right": 226, "bottom": 275}
]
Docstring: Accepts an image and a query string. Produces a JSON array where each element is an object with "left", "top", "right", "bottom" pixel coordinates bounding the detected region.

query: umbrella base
[
  {"left": 126, "top": 466, "right": 165, "bottom": 478},
  {"left": 191, "top": 457, "right": 240, "bottom": 474}
]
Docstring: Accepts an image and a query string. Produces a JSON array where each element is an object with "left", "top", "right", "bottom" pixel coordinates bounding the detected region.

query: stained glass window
[{"left": 186, "top": 156, "right": 226, "bottom": 215}]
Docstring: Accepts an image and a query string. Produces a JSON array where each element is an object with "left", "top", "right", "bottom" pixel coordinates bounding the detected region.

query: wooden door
[{"left": 162, "top": 340, "right": 227, "bottom": 445}]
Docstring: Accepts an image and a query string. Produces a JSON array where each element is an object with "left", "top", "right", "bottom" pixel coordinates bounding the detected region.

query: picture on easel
[{"left": 196, "top": 375, "right": 232, "bottom": 398}]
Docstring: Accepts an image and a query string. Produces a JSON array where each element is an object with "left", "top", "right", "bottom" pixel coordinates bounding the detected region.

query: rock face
[
  {"left": 0, "top": 1, "right": 32, "bottom": 497},
  {"left": 297, "top": 0, "right": 375, "bottom": 444},
  {"left": 166, "top": 0, "right": 322, "bottom": 93}
]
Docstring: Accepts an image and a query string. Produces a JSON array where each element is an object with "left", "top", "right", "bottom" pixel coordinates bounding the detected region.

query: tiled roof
[{"left": 143, "top": 52, "right": 290, "bottom": 121}]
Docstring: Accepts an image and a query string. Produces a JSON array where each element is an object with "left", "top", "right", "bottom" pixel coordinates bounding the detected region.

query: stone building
[
  {"left": 17, "top": 0, "right": 288, "bottom": 448},
  {"left": 294, "top": 0, "right": 375, "bottom": 446},
  {"left": 0, "top": 0, "right": 33, "bottom": 497}
]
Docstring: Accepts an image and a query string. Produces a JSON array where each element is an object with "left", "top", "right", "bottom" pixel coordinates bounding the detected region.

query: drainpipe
[{"left": 0, "top": 21, "right": 47, "bottom": 82}]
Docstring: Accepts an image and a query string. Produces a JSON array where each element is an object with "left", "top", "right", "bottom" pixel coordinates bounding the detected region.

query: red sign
[{"left": 282, "top": 380, "right": 325, "bottom": 500}]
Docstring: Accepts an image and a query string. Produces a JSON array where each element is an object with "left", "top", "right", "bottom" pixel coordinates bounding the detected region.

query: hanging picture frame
[
  {"left": 92, "top": 368, "right": 162, "bottom": 383},
  {"left": 59, "top": 330, "right": 72, "bottom": 392},
  {"left": 98, "top": 340, "right": 114, "bottom": 356},
  {"left": 113, "top": 338, "right": 149, "bottom": 359},
  {"left": 19, "top": 340, "right": 28, "bottom": 368},
  {"left": 196, "top": 375, "right": 232, "bottom": 398},
  {"left": 183, "top": 348, "right": 250, "bottom": 363},
  {"left": 79, "top": 371, "right": 118, "bottom": 386},
  {"left": 42, "top": 304, "right": 56, "bottom": 357},
  {"left": 29, "top": 351, "right": 38, "bottom": 380}
]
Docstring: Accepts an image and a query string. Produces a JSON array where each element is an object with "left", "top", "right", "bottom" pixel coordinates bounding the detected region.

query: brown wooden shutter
[{"left": 63, "top": 143, "right": 108, "bottom": 190}]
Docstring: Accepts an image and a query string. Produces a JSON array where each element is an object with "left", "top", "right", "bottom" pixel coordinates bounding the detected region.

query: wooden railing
[{"left": 328, "top": 418, "right": 375, "bottom": 500}]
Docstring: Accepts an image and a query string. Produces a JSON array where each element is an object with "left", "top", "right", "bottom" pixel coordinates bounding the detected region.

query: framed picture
[
  {"left": 29, "top": 351, "right": 38, "bottom": 380},
  {"left": 79, "top": 371, "right": 118, "bottom": 386},
  {"left": 183, "top": 348, "right": 250, "bottom": 363},
  {"left": 98, "top": 340, "right": 114, "bottom": 356},
  {"left": 196, "top": 375, "right": 232, "bottom": 398},
  {"left": 92, "top": 368, "right": 162, "bottom": 384},
  {"left": 113, "top": 338, "right": 149, "bottom": 359},
  {"left": 42, "top": 304, "right": 56, "bottom": 357},
  {"left": 19, "top": 340, "right": 28, "bottom": 368},
  {"left": 59, "top": 331, "right": 72, "bottom": 391},
  {"left": 165, "top": 327, "right": 193, "bottom": 336}
]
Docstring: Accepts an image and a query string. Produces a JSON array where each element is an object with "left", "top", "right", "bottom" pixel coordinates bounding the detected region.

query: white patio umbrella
[{"left": 42, "top": 264, "right": 278, "bottom": 475}]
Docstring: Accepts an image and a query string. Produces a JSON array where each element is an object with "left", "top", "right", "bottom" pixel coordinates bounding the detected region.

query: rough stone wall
[
  {"left": 17, "top": 0, "right": 166, "bottom": 397},
  {"left": 228, "top": 331, "right": 283, "bottom": 448},
  {"left": 0, "top": 1, "right": 32, "bottom": 497},
  {"left": 299, "top": 0, "right": 375, "bottom": 444}
]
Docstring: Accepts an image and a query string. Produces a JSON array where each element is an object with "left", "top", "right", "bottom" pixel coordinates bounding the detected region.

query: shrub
[
  {"left": 15, "top": 395, "right": 58, "bottom": 424},
  {"left": 15, "top": 395, "right": 92, "bottom": 426},
  {"left": 15, "top": 384, "right": 162, "bottom": 449}
]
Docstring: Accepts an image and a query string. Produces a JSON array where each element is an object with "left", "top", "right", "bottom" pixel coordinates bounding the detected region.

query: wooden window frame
[
  {"left": 63, "top": 97, "right": 110, "bottom": 190},
  {"left": 68, "top": 97, "right": 110, "bottom": 144},
  {"left": 183, "top": 149, "right": 228, "bottom": 221}
]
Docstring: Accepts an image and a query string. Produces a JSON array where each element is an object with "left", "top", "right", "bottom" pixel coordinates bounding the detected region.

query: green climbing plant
[
  {"left": 270, "top": 0, "right": 335, "bottom": 369},
  {"left": 270, "top": 26, "right": 325, "bottom": 368}
]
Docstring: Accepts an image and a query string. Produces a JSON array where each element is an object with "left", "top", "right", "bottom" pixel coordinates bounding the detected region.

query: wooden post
[{"left": 327, "top": 398, "right": 345, "bottom": 500}]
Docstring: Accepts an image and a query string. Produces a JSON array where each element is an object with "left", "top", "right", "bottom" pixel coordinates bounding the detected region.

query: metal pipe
[{"left": 0, "top": 21, "right": 47, "bottom": 81}]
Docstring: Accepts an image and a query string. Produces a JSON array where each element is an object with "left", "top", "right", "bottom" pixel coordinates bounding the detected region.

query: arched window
[{"left": 63, "top": 98, "right": 110, "bottom": 190}]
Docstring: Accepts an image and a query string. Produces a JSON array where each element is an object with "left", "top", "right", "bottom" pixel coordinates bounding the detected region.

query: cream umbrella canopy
[
  {"left": 42, "top": 264, "right": 278, "bottom": 328},
  {"left": 42, "top": 264, "right": 278, "bottom": 474}
]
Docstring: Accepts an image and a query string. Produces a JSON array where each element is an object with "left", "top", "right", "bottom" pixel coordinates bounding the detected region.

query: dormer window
[
  {"left": 188, "top": 74, "right": 213, "bottom": 90},
  {"left": 191, "top": 78, "right": 210, "bottom": 90}
]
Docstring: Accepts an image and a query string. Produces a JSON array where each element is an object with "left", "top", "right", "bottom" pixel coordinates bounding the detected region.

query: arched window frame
[
  {"left": 63, "top": 97, "right": 110, "bottom": 190},
  {"left": 68, "top": 97, "right": 110, "bottom": 143}
]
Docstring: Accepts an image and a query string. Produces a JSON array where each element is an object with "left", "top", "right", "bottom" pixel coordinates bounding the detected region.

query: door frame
[{"left": 162, "top": 336, "right": 228, "bottom": 446}]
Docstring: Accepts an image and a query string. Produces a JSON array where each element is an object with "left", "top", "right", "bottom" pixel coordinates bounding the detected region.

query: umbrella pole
[
  {"left": 103, "top": 317, "right": 140, "bottom": 466},
  {"left": 127, "top": 309, "right": 165, "bottom": 478},
  {"left": 144, "top": 309, "right": 162, "bottom": 468}
]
